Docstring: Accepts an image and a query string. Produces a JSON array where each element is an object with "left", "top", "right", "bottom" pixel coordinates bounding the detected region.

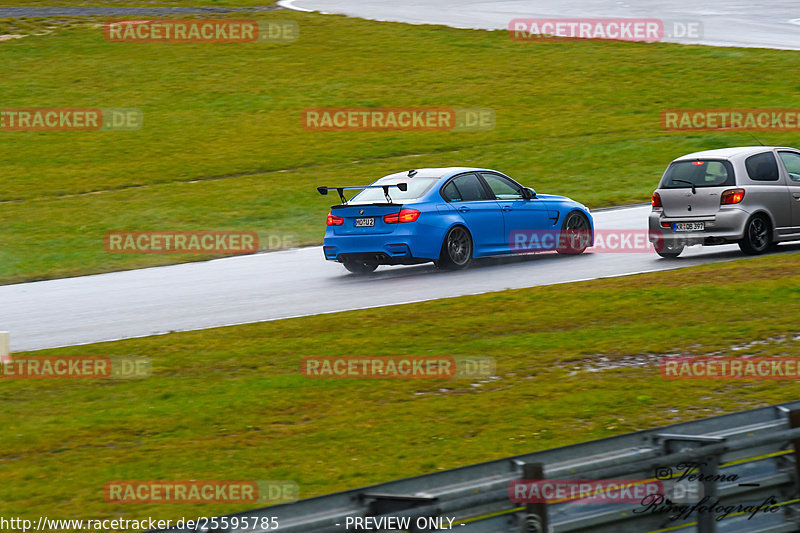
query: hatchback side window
[
  {"left": 444, "top": 173, "right": 490, "bottom": 202},
  {"left": 745, "top": 152, "right": 779, "bottom": 181},
  {"left": 778, "top": 151, "right": 800, "bottom": 182},
  {"left": 481, "top": 173, "right": 524, "bottom": 200}
]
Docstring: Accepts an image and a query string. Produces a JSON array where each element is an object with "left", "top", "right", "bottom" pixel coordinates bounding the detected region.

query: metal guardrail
[{"left": 153, "top": 401, "right": 800, "bottom": 533}]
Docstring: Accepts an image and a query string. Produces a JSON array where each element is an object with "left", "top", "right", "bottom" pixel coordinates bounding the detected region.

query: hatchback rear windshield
[
  {"left": 350, "top": 176, "right": 438, "bottom": 204},
  {"left": 660, "top": 160, "right": 736, "bottom": 189}
]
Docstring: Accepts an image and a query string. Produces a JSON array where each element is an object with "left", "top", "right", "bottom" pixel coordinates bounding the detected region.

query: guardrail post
[
  {"left": 521, "top": 463, "right": 548, "bottom": 533},
  {"left": 0, "top": 332, "right": 9, "bottom": 364},
  {"left": 789, "top": 410, "right": 800, "bottom": 494},
  {"left": 696, "top": 456, "right": 718, "bottom": 533}
]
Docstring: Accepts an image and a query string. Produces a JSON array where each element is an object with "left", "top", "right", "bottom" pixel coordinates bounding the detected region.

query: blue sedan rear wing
[{"left": 317, "top": 182, "right": 408, "bottom": 205}]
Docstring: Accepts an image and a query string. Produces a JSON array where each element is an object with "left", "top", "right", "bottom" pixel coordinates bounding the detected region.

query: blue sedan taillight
[{"left": 383, "top": 209, "right": 420, "bottom": 224}]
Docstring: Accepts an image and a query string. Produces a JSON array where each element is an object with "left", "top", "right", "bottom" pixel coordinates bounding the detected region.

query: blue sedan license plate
[
  {"left": 355, "top": 217, "right": 375, "bottom": 227},
  {"left": 673, "top": 222, "right": 704, "bottom": 232}
]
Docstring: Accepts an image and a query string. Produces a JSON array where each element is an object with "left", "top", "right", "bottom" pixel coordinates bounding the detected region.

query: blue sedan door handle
[
  {"left": 501, "top": 205, "right": 512, "bottom": 212},
  {"left": 458, "top": 206, "right": 470, "bottom": 213}
]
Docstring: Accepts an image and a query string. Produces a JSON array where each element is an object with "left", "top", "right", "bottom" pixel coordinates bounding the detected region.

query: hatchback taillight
[
  {"left": 651, "top": 192, "right": 662, "bottom": 207},
  {"left": 384, "top": 209, "right": 421, "bottom": 224},
  {"left": 327, "top": 212, "right": 344, "bottom": 226},
  {"left": 721, "top": 188, "right": 745, "bottom": 205}
]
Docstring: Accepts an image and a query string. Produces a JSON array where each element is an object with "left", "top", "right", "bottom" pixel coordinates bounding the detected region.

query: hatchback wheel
[
  {"left": 438, "top": 226, "right": 472, "bottom": 269},
  {"left": 739, "top": 215, "right": 771, "bottom": 255},
  {"left": 654, "top": 235, "right": 684, "bottom": 258}
]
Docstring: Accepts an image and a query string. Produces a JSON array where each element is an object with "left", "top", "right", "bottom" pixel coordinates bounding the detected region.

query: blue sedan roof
[{"left": 380, "top": 167, "right": 496, "bottom": 181}]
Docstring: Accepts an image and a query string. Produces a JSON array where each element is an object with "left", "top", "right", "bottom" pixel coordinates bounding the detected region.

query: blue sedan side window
[
  {"left": 482, "top": 173, "right": 524, "bottom": 200},
  {"left": 446, "top": 174, "right": 488, "bottom": 202},
  {"left": 442, "top": 181, "right": 461, "bottom": 202}
]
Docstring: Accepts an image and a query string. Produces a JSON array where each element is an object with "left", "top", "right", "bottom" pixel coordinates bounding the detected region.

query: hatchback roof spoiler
[{"left": 317, "top": 182, "right": 408, "bottom": 204}]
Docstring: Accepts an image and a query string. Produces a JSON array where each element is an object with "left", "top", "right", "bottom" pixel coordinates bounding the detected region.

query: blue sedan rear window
[{"left": 351, "top": 177, "right": 438, "bottom": 204}]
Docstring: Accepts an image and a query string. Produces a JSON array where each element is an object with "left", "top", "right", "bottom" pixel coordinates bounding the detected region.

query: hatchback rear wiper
[{"left": 672, "top": 179, "right": 696, "bottom": 194}]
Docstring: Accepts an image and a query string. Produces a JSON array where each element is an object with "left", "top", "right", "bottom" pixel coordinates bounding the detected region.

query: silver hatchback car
[{"left": 649, "top": 146, "right": 800, "bottom": 257}]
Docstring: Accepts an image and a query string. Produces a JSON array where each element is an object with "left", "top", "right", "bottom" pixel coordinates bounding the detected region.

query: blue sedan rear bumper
[{"left": 323, "top": 227, "right": 443, "bottom": 265}]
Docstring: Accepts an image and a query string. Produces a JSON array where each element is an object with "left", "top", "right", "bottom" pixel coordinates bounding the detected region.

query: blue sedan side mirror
[{"left": 522, "top": 187, "right": 536, "bottom": 199}]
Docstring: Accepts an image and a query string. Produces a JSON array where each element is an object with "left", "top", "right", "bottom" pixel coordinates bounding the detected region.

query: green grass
[
  {"left": 1, "top": 12, "right": 799, "bottom": 283},
  {"left": 2, "top": 251, "right": 800, "bottom": 521},
  {"left": 0, "top": 1, "right": 276, "bottom": 7}
]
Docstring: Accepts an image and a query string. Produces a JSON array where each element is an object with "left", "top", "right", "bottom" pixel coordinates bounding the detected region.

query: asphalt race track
[
  {"left": 279, "top": 0, "right": 800, "bottom": 51},
  {"left": 5, "top": 205, "right": 795, "bottom": 352}
]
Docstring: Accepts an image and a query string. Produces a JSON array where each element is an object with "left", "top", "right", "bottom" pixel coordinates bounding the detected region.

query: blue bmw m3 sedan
[{"left": 319, "top": 167, "right": 593, "bottom": 273}]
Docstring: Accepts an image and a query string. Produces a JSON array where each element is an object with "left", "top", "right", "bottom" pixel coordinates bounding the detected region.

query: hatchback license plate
[
  {"left": 355, "top": 217, "right": 375, "bottom": 227},
  {"left": 673, "top": 222, "right": 704, "bottom": 232}
]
